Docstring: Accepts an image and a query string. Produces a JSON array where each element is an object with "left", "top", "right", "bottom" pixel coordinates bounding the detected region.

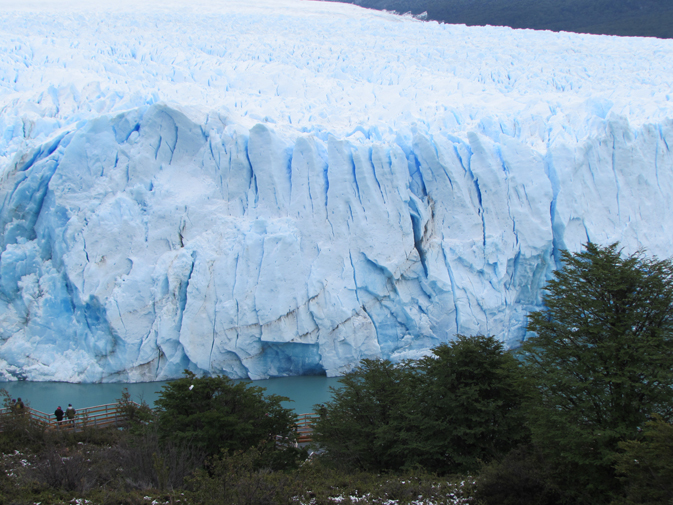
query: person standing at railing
[
  {"left": 54, "top": 406, "right": 64, "bottom": 426},
  {"left": 15, "top": 398, "right": 25, "bottom": 413},
  {"left": 65, "top": 404, "right": 76, "bottom": 427}
]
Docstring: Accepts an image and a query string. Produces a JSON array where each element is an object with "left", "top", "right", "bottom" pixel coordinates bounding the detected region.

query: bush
[
  {"left": 31, "top": 446, "right": 96, "bottom": 492},
  {"left": 0, "top": 389, "right": 48, "bottom": 454},
  {"left": 112, "top": 426, "right": 207, "bottom": 491},
  {"left": 613, "top": 414, "right": 673, "bottom": 505},
  {"left": 154, "top": 371, "right": 302, "bottom": 468},
  {"left": 475, "top": 446, "right": 563, "bottom": 505},
  {"left": 116, "top": 388, "right": 155, "bottom": 432},
  {"left": 186, "top": 444, "right": 304, "bottom": 505},
  {"left": 187, "top": 454, "right": 475, "bottom": 505}
]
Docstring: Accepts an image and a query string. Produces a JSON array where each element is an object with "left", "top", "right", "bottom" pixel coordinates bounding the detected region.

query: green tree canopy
[
  {"left": 312, "top": 358, "right": 415, "bottom": 472},
  {"left": 413, "top": 335, "right": 529, "bottom": 473},
  {"left": 521, "top": 243, "right": 673, "bottom": 503},
  {"left": 154, "top": 371, "right": 298, "bottom": 460},
  {"left": 314, "top": 335, "right": 528, "bottom": 473},
  {"left": 614, "top": 414, "right": 673, "bottom": 505}
]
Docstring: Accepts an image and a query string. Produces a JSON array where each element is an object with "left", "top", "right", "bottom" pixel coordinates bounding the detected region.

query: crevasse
[{"left": 1, "top": 103, "right": 671, "bottom": 382}]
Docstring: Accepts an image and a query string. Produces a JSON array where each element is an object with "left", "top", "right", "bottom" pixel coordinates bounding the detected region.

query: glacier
[{"left": 1, "top": 0, "right": 672, "bottom": 382}]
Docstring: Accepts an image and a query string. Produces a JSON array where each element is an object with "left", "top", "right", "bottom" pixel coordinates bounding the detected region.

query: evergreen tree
[
  {"left": 412, "top": 335, "right": 529, "bottom": 473},
  {"left": 312, "top": 359, "right": 415, "bottom": 471},
  {"left": 313, "top": 336, "right": 528, "bottom": 473},
  {"left": 154, "top": 371, "right": 298, "bottom": 463},
  {"left": 522, "top": 243, "right": 673, "bottom": 503}
]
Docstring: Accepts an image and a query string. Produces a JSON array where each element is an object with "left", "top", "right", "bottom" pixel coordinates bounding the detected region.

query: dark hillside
[{"left": 323, "top": 0, "right": 673, "bottom": 38}]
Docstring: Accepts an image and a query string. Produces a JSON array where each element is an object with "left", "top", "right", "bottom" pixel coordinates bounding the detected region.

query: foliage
[
  {"left": 187, "top": 454, "right": 475, "bottom": 505},
  {"left": 113, "top": 425, "right": 207, "bottom": 491},
  {"left": 117, "top": 388, "right": 155, "bottom": 424},
  {"left": 154, "top": 371, "right": 301, "bottom": 465},
  {"left": 412, "top": 335, "right": 529, "bottom": 473},
  {"left": 31, "top": 446, "right": 99, "bottom": 492},
  {"left": 475, "top": 446, "right": 563, "bottom": 505},
  {"left": 116, "top": 387, "right": 155, "bottom": 435},
  {"left": 0, "top": 374, "right": 481, "bottom": 504},
  {"left": 521, "top": 243, "right": 673, "bottom": 503},
  {"left": 312, "top": 359, "right": 415, "bottom": 472},
  {"left": 314, "top": 336, "right": 528, "bottom": 474},
  {"left": 0, "top": 436, "right": 475, "bottom": 505},
  {"left": 0, "top": 388, "right": 47, "bottom": 453},
  {"left": 613, "top": 414, "right": 673, "bottom": 505},
  {"left": 185, "top": 444, "right": 304, "bottom": 505}
]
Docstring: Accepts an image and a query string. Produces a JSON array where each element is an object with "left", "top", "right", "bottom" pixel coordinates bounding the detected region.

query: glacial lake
[{"left": 0, "top": 375, "right": 343, "bottom": 416}]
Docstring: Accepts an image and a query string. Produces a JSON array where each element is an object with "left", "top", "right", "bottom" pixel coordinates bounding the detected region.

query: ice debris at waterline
[{"left": 0, "top": 0, "right": 672, "bottom": 382}]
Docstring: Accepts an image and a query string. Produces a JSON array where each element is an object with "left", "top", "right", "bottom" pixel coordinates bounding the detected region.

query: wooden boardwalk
[
  {"left": 295, "top": 413, "right": 319, "bottom": 444},
  {"left": 0, "top": 402, "right": 138, "bottom": 431},
  {"left": 1, "top": 404, "right": 320, "bottom": 442}
]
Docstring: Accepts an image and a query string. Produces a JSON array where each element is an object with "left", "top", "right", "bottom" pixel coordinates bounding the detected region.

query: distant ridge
[{"left": 322, "top": 0, "right": 673, "bottom": 38}]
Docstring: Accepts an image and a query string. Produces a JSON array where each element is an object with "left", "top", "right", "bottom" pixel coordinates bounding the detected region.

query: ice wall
[
  {"left": 1, "top": 103, "right": 671, "bottom": 382},
  {"left": 2, "top": 0, "right": 673, "bottom": 381}
]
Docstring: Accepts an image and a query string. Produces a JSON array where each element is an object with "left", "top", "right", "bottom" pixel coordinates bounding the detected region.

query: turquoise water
[{"left": 0, "top": 375, "right": 342, "bottom": 416}]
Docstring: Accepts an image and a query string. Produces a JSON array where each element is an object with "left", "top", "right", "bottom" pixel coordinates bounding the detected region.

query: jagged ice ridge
[{"left": 1, "top": 0, "right": 672, "bottom": 382}]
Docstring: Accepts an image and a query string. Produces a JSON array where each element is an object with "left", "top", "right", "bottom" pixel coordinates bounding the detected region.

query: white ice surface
[{"left": 0, "top": 0, "right": 672, "bottom": 381}]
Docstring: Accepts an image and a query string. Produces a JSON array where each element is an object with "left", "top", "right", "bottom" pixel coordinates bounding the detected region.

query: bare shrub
[
  {"left": 113, "top": 427, "right": 206, "bottom": 491},
  {"left": 186, "top": 447, "right": 303, "bottom": 505},
  {"left": 31, "top": 446, "right": 94, "bottom": 492},
  {"left": 0, "top": 388, "right": 48, "bottom": 453}
]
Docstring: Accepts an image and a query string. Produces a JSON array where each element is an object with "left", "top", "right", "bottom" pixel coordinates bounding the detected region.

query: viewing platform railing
[
  {"left": 1, "top": 403, "right": 320, "bottom": 442},
  {"left": 295, "top": 412, "right": 319, "bottom": 444},
  {"left": 0, "top": 402, "right": 139, "bottom": 432}
]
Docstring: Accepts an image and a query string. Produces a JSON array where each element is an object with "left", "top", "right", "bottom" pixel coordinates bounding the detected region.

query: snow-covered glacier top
[{"left": 1, "top": 0, "right": 672, "bottom": 382}]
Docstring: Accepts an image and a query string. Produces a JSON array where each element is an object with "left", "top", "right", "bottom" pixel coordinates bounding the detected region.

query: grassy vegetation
[{"left": 0, "top": 420, "right": 475, "bottom": 504}]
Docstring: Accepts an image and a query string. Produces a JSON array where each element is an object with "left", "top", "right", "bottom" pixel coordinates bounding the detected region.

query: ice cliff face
[
  {"left": 2, "top": 104, "right": 672, "bottom": 382},
  {"left": 1, "top": 0, "right": 672, "bottom": 382}
]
